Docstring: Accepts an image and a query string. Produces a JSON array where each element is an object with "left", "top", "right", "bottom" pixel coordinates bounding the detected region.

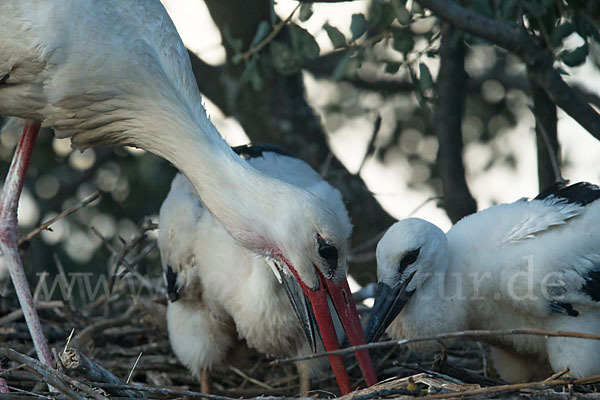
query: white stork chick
[
  {"left": 366, "top": 182, "right": 600, "bottom": 383},
  {"left": 158, "top": 145, "right": 350, "bottom": 392}
]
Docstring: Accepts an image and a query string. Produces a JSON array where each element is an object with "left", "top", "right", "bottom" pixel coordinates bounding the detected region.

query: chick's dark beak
[{"left": 365, "top": 273, "right": 416, "bottom": 343}]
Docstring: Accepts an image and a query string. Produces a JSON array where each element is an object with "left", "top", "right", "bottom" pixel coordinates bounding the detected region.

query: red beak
[{"left": 284, "top": 260, "right": 378, "bottom": 394}]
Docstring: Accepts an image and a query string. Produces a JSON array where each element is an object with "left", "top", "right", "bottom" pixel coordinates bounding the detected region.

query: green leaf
[
  {"left": 240, "top": 55, "right": 263, "bottom": 91},
  {"left": 390, "top": 0, "right": 411, "bottom": 24},
  {"left": 385, "top": 62, "right": 401, "bottom": 74},
  {"left": 324, "top": 24, "right": 347, "bottom": 48},
  {"left": 392, "top": 31, "right": 414, "bottom": 55},
  {"left": 559, "top": 42, "right": 589, "bottom": 67},
  {"left": 370, "top": 1, "right": 396, "bottom": 31},
  {"left": 289, "top": 24, "right": 320, "bottom": 60},
  {"left": 250, "top": 20, "right": 271, "bottom": 48},
  {"left": 299, "top": 3, "right": 313, "bottom": 22},
  {"left": 550, "top": 22, "right": 575, "bottom": 48},
  {"left": 418, "top": 62, "right": 433, "bottom": 91},
  {"left": 350, "top": 14, "right": 367, "bottom": 40},
  {"left": 332, "top": 51, "right": 352, "bottom": 80},
  {"left": 269, "top": 40, "right": 302, "bottom": 75},
  {"left": 223, "top": 26, "right": 243, "bottom": 54}
]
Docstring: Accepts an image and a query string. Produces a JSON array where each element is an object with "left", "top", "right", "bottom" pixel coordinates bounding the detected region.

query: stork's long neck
[{"left": 137, "top": 104, "right": 291, "bottom": 252}]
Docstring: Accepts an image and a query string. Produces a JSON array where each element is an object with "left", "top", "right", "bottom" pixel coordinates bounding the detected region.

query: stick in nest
[
  {"left": 274, "top": 328, "right": 600, "bottom": 364},
  {"left": 60, "top": 347, "right": 142, "bottom": 398},
  {"left": 0, "top": 347, "right": 106, "bottom": 400}
]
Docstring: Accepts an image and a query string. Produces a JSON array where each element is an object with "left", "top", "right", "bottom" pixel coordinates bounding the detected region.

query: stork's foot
[
  {"left": 200, "top": 369, "right": 212, "bottom": 394},
  {"left": 297, "top": 362, "right": 311, "bottom": 395},
  {"left": 0, "top": 121, "right": 52, "bottom": 368}
]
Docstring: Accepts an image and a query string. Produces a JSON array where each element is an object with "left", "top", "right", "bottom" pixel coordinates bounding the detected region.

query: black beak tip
[{"left": 365, "top": 317, "right": 381, "bottom": 343}]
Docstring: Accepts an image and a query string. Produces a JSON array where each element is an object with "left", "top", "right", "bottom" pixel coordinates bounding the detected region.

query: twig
[
  {"left": 407, "top": 196, "right": 443, "bottom": 218},
  {"left": 0, "top": 347, "right": 106, "bottom": 400},
  {"left": 356, "top": 115, "right": 382, "bottom": 176},
  {"left": 18, "top": 191, "right": 100, "bottom": 247},
  {"left": 236, "top": 4, "right": 301, "bottom": 63},
  {"left": 4, "top": 386, "right": 56, "bottom": 400},
  {"left": 63, "top": 328, "right": 75, "bottom": 355},
  {"left": 0, "top": 301, "right": 64, "bottom": 326},
  {"left": 229, "top": 366, "right": 274, "bottom": 390},
  {"left": 126, "top": 352, "right": 142, "bottom": 384},
  {"left": 528, "top": 105, "right": 564, "bottom": 184},
  {"left": 71, "top": 305, "right": 136, "bottom": 349},
  {"left": 60, "top": 348, "right": 142, "bottom": 398},
  {"left": 90, "top": 226, "right": 155, "bottom": 294},
  {"left": 543, "top": 368, "right": 570, "bottom": 382},
  {"left": 53, "top": 254, "right": 76, "bottom": 311},
  {"left": 273, "top": 328, "right": 600, "bottom": 363},
  {"left": 90, "top": 382, "right": 271, "bottom": 400},
  {"left": 420, "top": 373, "right": 600, "bottom": 399}
]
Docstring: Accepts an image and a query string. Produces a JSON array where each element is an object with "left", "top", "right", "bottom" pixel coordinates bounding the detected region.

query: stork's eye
[
  {"left": 399, "top": 248, "right": 420, "bottom": 271},
  {"left": 317, "top": 234, "right": 338, "bottom": 270}
]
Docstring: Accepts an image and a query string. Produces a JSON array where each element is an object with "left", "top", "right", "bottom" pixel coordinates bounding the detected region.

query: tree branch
[
  {"left": 530, "top": 75, "right": 562, "bottom": 192},
  {"left": 416, "top": 0, "right": 600, "bottom": 140},
  {"left": 434, "top": 25, "right": 476, "bottom": 223},
  {"left": 306, "top": 52, "right": 600, "bottom": 111}
]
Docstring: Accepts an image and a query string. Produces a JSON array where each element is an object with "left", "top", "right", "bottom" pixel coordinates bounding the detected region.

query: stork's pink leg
[
  {"left": 0, "top": 369, "right": 8, "bottom": 394},
  {"left": 0, "top": 120, "right": 53, "bottom": 368}
]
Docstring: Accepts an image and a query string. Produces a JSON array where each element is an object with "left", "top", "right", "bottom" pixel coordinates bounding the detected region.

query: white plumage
[
  {"left": 366, "top": 182, "right": 600, "bottom": 383},
  {"left": 0, "top": 1, "right": 377, "bottom": 390},
  {"left": 158, "top": 147, "right": 351, "bottom": 385}
]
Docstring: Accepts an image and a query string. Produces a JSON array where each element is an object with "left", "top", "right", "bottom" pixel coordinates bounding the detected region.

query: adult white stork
[
  {"left": 366, "top": 182, "right": 600, "bottom": 383},
  {"left": 159, "top": 144, "right": 351, "bottom": 392},
  {"left": 0, "top": 0, "right": 376, "bottom": 392}
]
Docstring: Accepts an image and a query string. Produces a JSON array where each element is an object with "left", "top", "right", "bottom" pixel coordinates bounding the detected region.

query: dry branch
[
  {"left": 274, "top": 328, "right": 600, "bottom": 363},
  {"left": 60, "top": 348, "right": 141, "bottom": 398},
  {"left": 70, "top": 306, "right": 137, "bottom": 350},
  {"left": 18, "top": 191, "right": 100, "bottom": 248},
  {"left": 434, "top": 24, "right": 476, "bottom": 223},
  {"left": 0, "top": 347, "right": 105, "bottom": 400},
  {"left": 0, "top": 301, "right": 63, "bottom": 326},
  {"left": 421, "top": 373, "right": 600, "bottom": 399}
]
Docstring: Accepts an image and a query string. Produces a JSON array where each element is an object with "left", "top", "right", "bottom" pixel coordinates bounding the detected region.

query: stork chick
[
  {"left": 366, "top": 182, "right": 600, "bottom": 383},
  {"left": 159, "top": 145, "right": 351, "bottom": 393}
]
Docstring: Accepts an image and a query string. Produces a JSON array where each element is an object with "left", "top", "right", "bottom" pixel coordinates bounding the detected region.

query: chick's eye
[{"left": 399, "top": 248, "right": 420, "bottom": 271}]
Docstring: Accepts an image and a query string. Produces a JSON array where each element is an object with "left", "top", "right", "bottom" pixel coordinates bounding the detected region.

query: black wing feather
[
  {"left": 582, "top": 270, "right": 600, "bottom": 302},
  {"left": 232, "top": 144, "right": 294, "bottom": 160},
  {"left": 535, "top": 181, "right": 600, "bottom": 206}
]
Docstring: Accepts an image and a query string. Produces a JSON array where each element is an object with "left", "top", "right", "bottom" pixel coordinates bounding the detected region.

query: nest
[{"left": 2, "top": 281, "right": 600, "bottom": 400}]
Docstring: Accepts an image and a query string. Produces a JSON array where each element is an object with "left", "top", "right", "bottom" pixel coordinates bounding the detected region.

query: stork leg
[
  {"left": 200, "top": 369, "right": 212, "bottom": 394},
  {"left": 297, "top": 362, "right": 311, "bottom": 395},
  {"left": 0, "top": 368, "right": 8, "bottom": 394},
  {"left": 0, "top": 120, "right": 53, "bottom": 367}
]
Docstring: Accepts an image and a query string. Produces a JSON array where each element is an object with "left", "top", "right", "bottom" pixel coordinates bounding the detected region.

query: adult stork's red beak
[{"left": 280, "top": 257, "right": 378, "bottom": 394}]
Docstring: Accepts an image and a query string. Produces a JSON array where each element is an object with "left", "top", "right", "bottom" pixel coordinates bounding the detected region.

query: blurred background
[{"left": 1, "top": 0, "right": 599, "bottom": 299}]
